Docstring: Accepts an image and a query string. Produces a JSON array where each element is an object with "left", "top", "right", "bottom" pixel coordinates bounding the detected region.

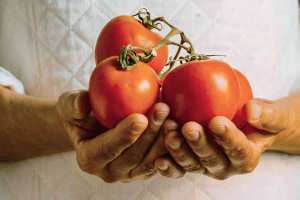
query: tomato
[
  {"left": 95, "top": 16, "right": 168, "bottom": 74},
  {"left": 232, "top": 69, "right": 253, "bottom": 129},
  {"left": 89, "top": 56, "right": 160, "bottom": 128},
  {"left": 161, "top": 59, "right": 240, "bottom": 126}
]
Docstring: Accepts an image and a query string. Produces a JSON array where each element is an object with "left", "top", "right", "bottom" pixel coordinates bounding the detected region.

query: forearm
[{"left": 0, "top": 87, "right": 72, "bottom": 161}]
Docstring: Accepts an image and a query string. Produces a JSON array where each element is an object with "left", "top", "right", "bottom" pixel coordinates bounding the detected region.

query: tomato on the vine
[
  {"left": 89, "top": 56, "right": 160, "bottom": 129},
  {"left": 95, "top": 16, "right": 168, "bottom": 74},
  {"left": 161, "top": 59, "right": 240, "bottom": 126}
]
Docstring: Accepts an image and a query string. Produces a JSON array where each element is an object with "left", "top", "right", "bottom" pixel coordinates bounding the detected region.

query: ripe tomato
[
  {"left": 232, "top": 69, "right": 253, "bottom": 129},
  {"left": 89, "top": 56, "right": 160, "bottom": 128},
  {"left": 95, "top": 16, "right": 168, "bottom": 74},
  {"left": 161, "top": 59, "right": 240, "bottom": 126}
]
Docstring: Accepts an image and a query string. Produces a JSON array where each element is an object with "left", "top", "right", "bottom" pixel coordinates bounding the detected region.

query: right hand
[
  {"left": 56, "top": 90, "right": 170, "bottom": 183},
  {"left": 153, "top": 95, "right": 300, "bottom": 179}
]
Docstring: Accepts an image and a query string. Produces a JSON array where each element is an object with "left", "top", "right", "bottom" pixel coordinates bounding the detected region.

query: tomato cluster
[{"left": 89, "top": 11, "right": 253, "bottom": 130}]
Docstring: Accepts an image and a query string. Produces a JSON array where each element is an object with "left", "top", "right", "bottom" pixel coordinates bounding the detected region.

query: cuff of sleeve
[{"left": 0, "top": 67, "right": 25, "bottom": 94}]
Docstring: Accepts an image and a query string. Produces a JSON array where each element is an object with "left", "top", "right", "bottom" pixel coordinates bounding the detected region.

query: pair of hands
[{"left": 56, "top": 91, "right": 299, "bottom": 182}]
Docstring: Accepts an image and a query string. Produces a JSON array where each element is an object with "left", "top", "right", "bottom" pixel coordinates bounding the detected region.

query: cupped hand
[
  {"left": 155, "top": 95, "right": 300, "bottom": 180},
  {"left": 56, "top": 90, "right": 170, "bottom": 183}
]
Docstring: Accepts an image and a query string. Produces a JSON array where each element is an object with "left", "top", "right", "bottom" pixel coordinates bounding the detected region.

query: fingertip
[
  {"left": 182, "top": 121, "right": 203, "bottom": 141},
  {"left": 152, "top": 102, "right": 170, "bottom": 121},
  {"left": 246, "top": 100, "right": 262, "bottom": 125},
  {"left": 209, "top": 116, "right": 231, "bottom": 136},
  {"left": 162, "top": 119, "right": 179, "bottom": 134},
  {"left": 127, "top": 113, "right": 148, "bottom": 133}
]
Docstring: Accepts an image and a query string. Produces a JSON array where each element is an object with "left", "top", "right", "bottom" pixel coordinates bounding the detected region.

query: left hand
[
  {"left": 154, "top": 99, "right": 288, "bottom": 180},
  {"left": 56, "top": 90, "right": 171, "bottom": 183}
]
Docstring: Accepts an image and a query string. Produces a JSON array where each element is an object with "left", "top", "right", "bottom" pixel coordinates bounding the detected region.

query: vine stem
[{"left": 125, "top": 8, "right": 225, "bottom": 72}]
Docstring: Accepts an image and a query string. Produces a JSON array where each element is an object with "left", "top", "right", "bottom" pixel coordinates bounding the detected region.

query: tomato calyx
[
  {"left": 118, "top": 44, "right": 157, "bottom": 70},
  {"left": 132, "top": 8, "right": 225, "bottom": 75}
]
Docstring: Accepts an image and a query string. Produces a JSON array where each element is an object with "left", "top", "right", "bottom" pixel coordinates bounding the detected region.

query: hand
[
  {"left": 56, "top": 90, "right": 170, "bottom": 183},
  {"left": 155, "top": 95, "right": 300, "bottom": 180}
]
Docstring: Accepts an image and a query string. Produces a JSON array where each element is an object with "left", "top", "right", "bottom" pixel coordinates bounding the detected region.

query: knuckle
[
  {"left": 163, "top": 120, "right": 178, "bottom": 133},
  {"left": 77, "top": 153, "right": 94, "bottom": 173},
  {"left": 172, "top": 150, "right": 187, "bottom": 163},
  {"left": 200, "top": 155, "right": 220, "bottom": 168},
  {"left": 99, "top": 143, "right": 118, "bottom": 161},
  {"left": 227, "top": 147, "right": 248, "bottom": 160},
  {"left": 191, "top": 145, "right": 206, "bottom": 155}
]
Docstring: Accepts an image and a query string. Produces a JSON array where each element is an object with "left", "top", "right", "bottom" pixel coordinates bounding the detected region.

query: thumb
[
  {"left": 246, "top": 99, "right": 290, "bottom": 133},
  {"left": 57, "top": 90, "right": 91, "bottom": 121}
]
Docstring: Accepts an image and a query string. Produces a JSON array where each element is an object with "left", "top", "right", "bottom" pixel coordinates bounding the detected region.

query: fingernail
[
  {"left": 250, "top": 103, "right": 262, "bottom": 122},
  {"left": 213, "top": 121, "right": 227, "bottom": 135},
  {"left": 169, "top": 137, "right": 181, "bottom": 150},
  {"left": 153, "top": 111, "right": 167, "bottom": 122},
  {"left": 186, "top": 131, "right": 199, "bottom": 141},
  {"left": 131, "top": 122, "right": 145, "bottom": 132}
]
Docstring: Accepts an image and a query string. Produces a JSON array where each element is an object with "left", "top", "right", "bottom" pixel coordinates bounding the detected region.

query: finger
[
  {"left": 108, "top": 103, "right": 170, "bottom": 178},
  {"left": 246, "top": 99, "right": 291, "bottom": 133},
  {"left": 209, "top": 116, "right": 260, "bottom": 173},
  {"left": 77, "top": 114, "right": 148, "bottom": 169},
  {"left": 164, "top": 131, "right": 204, "bottom": 172},
  {"left": 154, "top": 157, "right": 185, "bottom": 178},
  {"left": 130, "top": 119, "right": 178, "bottom": 177},
  {"left": 57, "top": 90, "right": 91, "bottom": 121},
  {"left": 181, "top": 121, "right": 228, "bottom": 175}
]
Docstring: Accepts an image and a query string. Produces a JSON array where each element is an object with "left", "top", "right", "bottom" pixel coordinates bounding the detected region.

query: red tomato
[
  {"left": 89, "top": 56, "right": 160, "bottom": 128},
  {"left": 232, "top": 69, "right": 253, "bottom": 129},
  {"left": 95, "top": 16, "right": 168, "bottom": 74},
  {"left": 162, "top": 59, "right": 240, "bottom": 126}
]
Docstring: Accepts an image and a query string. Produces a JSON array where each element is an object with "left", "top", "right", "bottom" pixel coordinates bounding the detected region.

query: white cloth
[
  {"left": 0, "top": 67, "right": 24, "bottom": 94},
  {"left": 0, "top": 0, "right": 300, "bottom": 200}
]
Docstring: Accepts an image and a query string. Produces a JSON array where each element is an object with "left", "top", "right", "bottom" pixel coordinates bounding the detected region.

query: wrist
[{"left": 52, "top": 100, "right": 73, "bottom": 147}]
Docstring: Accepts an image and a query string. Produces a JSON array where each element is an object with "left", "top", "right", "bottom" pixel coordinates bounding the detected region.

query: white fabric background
[{"left": 0, "top": 0, "right": 300, "bottom": 199}]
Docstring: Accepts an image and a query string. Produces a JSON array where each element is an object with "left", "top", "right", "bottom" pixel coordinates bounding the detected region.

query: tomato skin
[
  {"left": 95, "top": 16, "right": 168, "bottom": 74},
  {"left": 162, "top": 60, "right": 240, "bottom": 126},
  {"left": 89, "top": 56, "right": 160, "bottom": 128},
  {"left": 232, "top": 69, "right": 253, "bottom": 129}
]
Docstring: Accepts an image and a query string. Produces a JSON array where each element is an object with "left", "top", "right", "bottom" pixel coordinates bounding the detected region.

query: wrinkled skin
[
  {"left": 57, "top": 90, "right": 171, "bottom": 183},
  {"left": 95, "top": 16, "right": 168, "bottom": 74},
  {"left": 154, "top": 94, "right": 300, "bottom": 180}
]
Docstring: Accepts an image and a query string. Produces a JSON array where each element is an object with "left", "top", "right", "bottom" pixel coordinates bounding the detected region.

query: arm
[{"left": 0, "top": 87, "right": 72, "bottom": 160}]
